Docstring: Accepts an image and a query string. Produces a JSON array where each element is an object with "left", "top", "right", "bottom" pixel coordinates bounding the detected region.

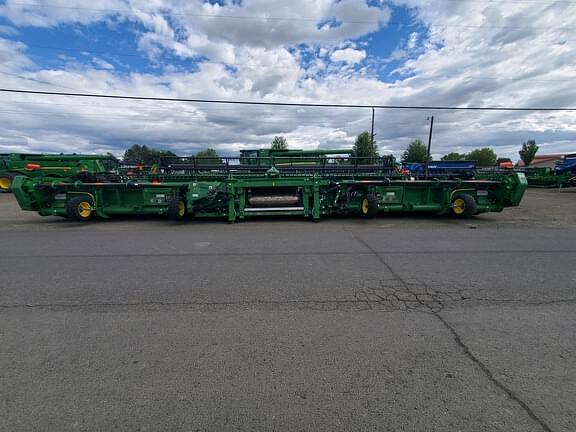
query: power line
[
  {"left": 0, "top": 97, "right": 335, "bottom": 113},
  {"left": 5, "top": 2, "right": 576, "bottom": 30},
  {"left": 3, "top": 2, "right": 389, "bottom": 25},
  {"left": 0, "top": 70, "right": 160, "bottom": 112},
  {"left": 1, "top": 88, "right": 575, "bottom": 111},
  {"left": 2, "top": 100, "right": 568, "bottom": 121},
  {"left": 0, "top": 70, "right": 90, "bottom": 93},
  {"left": 399, "top": 75, "right": 576, "bottom": 84},
  {"left": 0, "top": 108, "right": 359, "bottom": 124},
  {"left": 0, "top": 108, "right": 171, "bottom": 121}
]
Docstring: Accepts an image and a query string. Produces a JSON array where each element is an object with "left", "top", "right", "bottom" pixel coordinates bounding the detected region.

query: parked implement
[
  {"left": 12, "top": 149, "right": 527, "bottom": 222},
  {"left": 0, "top": 153, "right": 120, "bottom": 192},
  {"left": 401, "top": 160, "right": 477, "bottom": 179},
  {"left": 523, "top": 156, "right": 576, "bottom": 188},
  {"left": 239, "top": 148, "right": 354, "bottom": 166},
  {"left": 0, "top": 154, "right": 11, "bottom": 191}
]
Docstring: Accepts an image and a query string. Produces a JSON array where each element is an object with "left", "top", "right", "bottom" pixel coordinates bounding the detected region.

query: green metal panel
[
  {"left": 1, "top": 153, "right": 120, "bottom": 189},
  {"left": 523, "top": 167, "right": 574, "bottom": 188}
]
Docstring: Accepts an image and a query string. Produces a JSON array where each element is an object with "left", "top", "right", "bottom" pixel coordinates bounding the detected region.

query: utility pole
[
  {"left": 425, "top": 115, "right": 434, "bottom": 177},
  {"left": 370, "top": 107, "right": 375, "bottom": 145}
]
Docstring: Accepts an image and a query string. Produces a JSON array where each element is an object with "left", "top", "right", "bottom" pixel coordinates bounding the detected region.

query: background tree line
[
  {"left": 123, "top": 135, "right": 540, "bottom": 168},
  {"left": 123, "top": 144, "right": 222, "bottom": 165},
  {"left": 401, "top": 138, "right": 539, "bottom": 166}
]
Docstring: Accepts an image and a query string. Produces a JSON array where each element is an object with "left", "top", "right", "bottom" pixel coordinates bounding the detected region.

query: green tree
[
  {"left": 123, "top": 144, "right": 176, "bottom": 165},
  {"left": 271, "top": 136, "right": 288, "bottom": 150},
  {"left": 467, "top": 147, "right": 497, "bottom": 166},
  {"left": 352, "top": 131, "right": 379, "bottom": 162},
  {"left": 401, "top": 139, "right": 431, "bottom": 163},
  {"left": 519, "top": 139, "right": 539, "bottom": 166},
  {"left": 441, "top": 152, "right": 466, "bottom": 161},
  {"left": 195, "top": 148, "right": 222, "bottom": 165}
]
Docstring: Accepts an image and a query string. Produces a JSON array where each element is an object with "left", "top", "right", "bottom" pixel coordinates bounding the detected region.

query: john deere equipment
[
  {"left": 239, "top": 149, "right": 354, "bottom": 166},
  {"left": 0, "top": 153, "right": 119, "bottom": 192},
  {"left": 0, "top": 154, "right": 11, "bottom": 191},
  {"left": 523, "top": 156, "right": 576, "bottom": 188},
  {"left": 401, "top": 160, "right": 477, "bottom": 179},
  {"left": 11, "top": 149, "right": 527, "bottom": 222}
]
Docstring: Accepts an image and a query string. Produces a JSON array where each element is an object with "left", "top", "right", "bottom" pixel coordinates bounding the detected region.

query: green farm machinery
[
  {"left": 11, "top": 149, "right": 527, "bottom": 222},
  {"left": 523, "top": 167, "right": 563, "bottom": 187},
  {"left": 523, "top": 158, "right": 576, "bottom": 188},
  {"left": 0, "top": 153, "right": 119, "bottom": 192},
  {"left": 239, "top": 148, "right": 355, "bottom": 166},
  {"left": 0, "top": 153, "right": 11, "bottom": 191}
]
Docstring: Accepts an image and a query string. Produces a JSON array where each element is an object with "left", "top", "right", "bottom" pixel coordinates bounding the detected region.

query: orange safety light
[{"left": 25, "top": 163, "right": 42, "bottom": 171}]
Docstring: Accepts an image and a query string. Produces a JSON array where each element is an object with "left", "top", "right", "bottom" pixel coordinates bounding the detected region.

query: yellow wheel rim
[
  {"left": 0, "top": 177, "right": 11, "bottom": 190},
  {"left": 78, "top": 201, "right": 92, "bottom": 218},
  {"left": 178, "top": 201, "right": 185, "bottom": 217},
  {"left": 362, "top": 198, "right": 369, "bottom": 214},
  {"left": 453, "top": 198, "right": 466, "bottom": 215}
]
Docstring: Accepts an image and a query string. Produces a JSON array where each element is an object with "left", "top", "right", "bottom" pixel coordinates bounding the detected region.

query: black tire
[
  {"left": 168, "top": 198, "right": 187, "bottom": 220},
  {"left": 360, "top": 193, "right": 379, "bottom": 218},
  {"left": 67, "top": 196, "right": 95, "bottom": 221},
  {"left": 451, "top": 193, "right": 477, "bottom": 217}
]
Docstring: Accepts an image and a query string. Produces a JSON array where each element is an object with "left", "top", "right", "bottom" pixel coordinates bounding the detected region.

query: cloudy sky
[{"left": 0, "top": 0, "right": 575, "bottom": 160}]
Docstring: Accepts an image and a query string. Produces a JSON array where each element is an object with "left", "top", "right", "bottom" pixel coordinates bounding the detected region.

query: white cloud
[
  {"left": 0, "top": 0, "right": 391, "bottom": 47},
  {"left": 0, "top": 1, "right": 575, "bottom": 161},
  {"left": 92, "top": 57, "right": 114, "bottom": 70},
  {"left": 171, "top": 0, "right": 390, "bottom": 48},
  {"left": 0, "top": 25, "right": 18, "bottom": 35},
  {"left": 0, "top": 38, "right": 32, "bottom": 71},
  {"left": 407, "top": 32, "right": 418, "bottom": 50},
  {"left": 0, "top": 0, "right": 128, "bottom": 27},
  {"left": 330, "top": 48, "right": 366, "bottom": 64},
  {"left": 185, "top": 32, "right": 236, "bottom": 64}
]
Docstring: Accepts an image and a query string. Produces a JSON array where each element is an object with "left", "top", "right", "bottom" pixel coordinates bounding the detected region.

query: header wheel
[
  {"left": 67, "top": 196, "right": 95, "bottom": 221},
  {"left": 451, "top": 194, "right": 477, "bottom": 217},
  {"left": 361, "top": 194, "right": 378, "bottom": 218}
]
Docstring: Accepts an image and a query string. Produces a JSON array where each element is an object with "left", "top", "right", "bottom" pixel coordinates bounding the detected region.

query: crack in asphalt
[
  {"left": 359, "top": 278, "right": 468, "bottom": 313},
  {"left": 2, "top": 291, "right": 573, "bottom": 313},
  {"left": 349, "top": 230, "right": 555, "bottom": 432},
  {"left": 358, "top": 278, "right": 576, "bottom": 312},
  {"left": 435, "top": 313, "right": 554, "bottom": 432},
  {"left": 0, "top": 299, "right": 394, "bottom": 313},
  {"left": 1, "top": 282, "right": 573, "bottom": 313}
]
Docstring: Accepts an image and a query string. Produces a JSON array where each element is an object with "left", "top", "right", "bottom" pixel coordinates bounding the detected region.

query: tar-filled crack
[
  {"left": 0, "top": 299, "right": 382, "bottom": 313},
  {"left": 350, "top": 230, "right": 555, "bottom": 432},
  {"left": 359, "top": 278, "right": 468, "bottom": 313},
  {"left": 1, "top": 295, "right": 574, "bottom": 313},
  {"left": 358, "top": 279, "right": 576, "bottom": 312}
]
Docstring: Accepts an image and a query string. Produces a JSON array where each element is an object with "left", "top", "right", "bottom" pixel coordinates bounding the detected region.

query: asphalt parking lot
[{"left": 1, "top": 189, "right": 575, "bottom": 431}]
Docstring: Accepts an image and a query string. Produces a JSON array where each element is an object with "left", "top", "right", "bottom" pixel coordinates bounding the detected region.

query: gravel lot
[{"left": 1, "top": 189, "right": 575, "bottom": 431}]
